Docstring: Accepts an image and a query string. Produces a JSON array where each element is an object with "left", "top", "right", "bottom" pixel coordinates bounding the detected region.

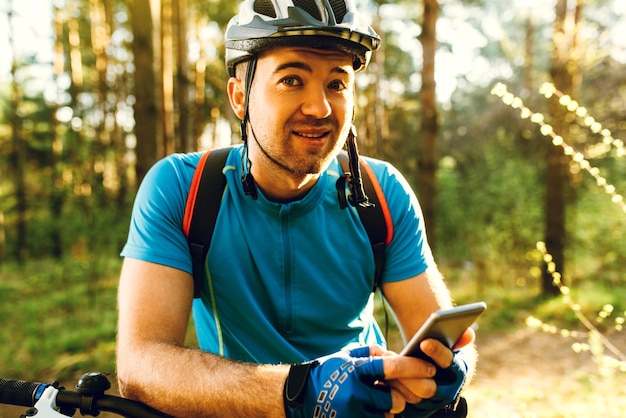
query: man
[{"left": 116, "top": 0, "right": 477, "bottom": 417}]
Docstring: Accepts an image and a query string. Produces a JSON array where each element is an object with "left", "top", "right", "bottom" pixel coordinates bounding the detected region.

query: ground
[
  {"left": 1, "top": 329, "right": 624, "bottom": 417},
  {"left": 463, "top": 328, "right": 626, "bottom": 417}
]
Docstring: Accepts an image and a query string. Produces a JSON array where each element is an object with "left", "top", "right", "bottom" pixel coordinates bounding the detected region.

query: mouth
[{"left": 294, "top": 130, "right": 330, "bottom": 140}]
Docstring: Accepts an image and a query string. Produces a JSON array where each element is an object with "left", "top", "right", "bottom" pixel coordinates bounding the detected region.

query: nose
[{"left": 300, "top": 85, "right": 332, "bottom": 119}]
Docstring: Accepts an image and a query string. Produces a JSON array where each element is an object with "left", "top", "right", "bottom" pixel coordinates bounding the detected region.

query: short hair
[{"left": 234, "top": 59, "right": 249, "bottom": 81}]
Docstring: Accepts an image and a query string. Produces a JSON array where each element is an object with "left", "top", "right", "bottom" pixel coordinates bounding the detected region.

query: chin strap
[
  {"left": 336, "top": 125, "right": 372, "bottom": 209},
  {"left": 240, "top": 57, "right": 258, "bottom": 199}
]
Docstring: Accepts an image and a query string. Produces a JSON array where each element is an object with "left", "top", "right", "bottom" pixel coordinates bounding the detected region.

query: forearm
[{"left": 117, "top": 340, "right": 289, "bottom": 418}]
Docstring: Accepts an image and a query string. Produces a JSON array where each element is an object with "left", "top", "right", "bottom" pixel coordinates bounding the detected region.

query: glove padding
[
  {"left": 284, "top": 346, "right": 392, "bottom": 418},
  {"left": 396, "top": 351, "right": 469, "bottom": 418}
]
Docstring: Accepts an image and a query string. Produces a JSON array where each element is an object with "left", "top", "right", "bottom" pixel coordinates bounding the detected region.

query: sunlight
[
  {"left": 0, "top": 0, "right": 54, "bottom": 81},
  {"left": 610, "top": 17, "right": 626, "bottom": 63}
]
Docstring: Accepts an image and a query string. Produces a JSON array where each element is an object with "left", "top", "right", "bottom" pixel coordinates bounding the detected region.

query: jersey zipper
[{"left": 279, "top": 204, "right": 294, "bottom": 334}]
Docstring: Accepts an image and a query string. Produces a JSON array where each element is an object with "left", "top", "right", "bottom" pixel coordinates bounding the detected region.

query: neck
[
  {"left": 251, "top": 165, "right": 320, "bottom": 203},
  {"left": 245, "top": 130, "right": 322, "bottom": 202}
]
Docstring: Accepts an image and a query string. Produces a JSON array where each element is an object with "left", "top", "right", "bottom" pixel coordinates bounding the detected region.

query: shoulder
[
  {"left": 149, "top": 152, "right": 204, "bottom": 179},
  {"left": 358, "top": 155, "right": 427, "bottom": 242},
  {"left": 132, "top": 152, "right": 205, "bottom": 220},
  {"left": 359, "top": 155, "right": 413, "bottom": 198},
  {"left": 139, "top": 152, "right": 203, "bottom": 191}
]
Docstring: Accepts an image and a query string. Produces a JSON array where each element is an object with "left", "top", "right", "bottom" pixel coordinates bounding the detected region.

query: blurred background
[{"left": 0, "top": 0, "right": 625, "bottom": 416}]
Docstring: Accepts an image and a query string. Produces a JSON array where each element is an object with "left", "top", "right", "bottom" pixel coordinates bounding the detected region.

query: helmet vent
[
  {"left": 329, "top": 0, "right": 347, "bottom": 23},
  {"left": 293, "top": 0, "right": 322, "bottom": 21},
  {"left": 254, "top": 0, "right": 277, "bottom": 18}
]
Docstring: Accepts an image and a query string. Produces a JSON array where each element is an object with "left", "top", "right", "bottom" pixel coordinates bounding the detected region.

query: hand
[
  {"left": 394, "top": 352, "right": 468, "bottom": 417},
  {"left": 393, "top": 328, "right": 474, "bottom": 418},
  {"left": 284, "top": 346, "right": 392, "bottom": 418},
  {"left": 383, "top": 328, "right": 474, "bottom": 418}
]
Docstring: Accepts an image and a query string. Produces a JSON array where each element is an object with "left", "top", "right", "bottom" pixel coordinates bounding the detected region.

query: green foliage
[
  {"left": 0, "top": 256, "right": 121, "bottom": 381},
  {"left": 435, "top": 129, "right": 544, "bottom": 275},
  {"left": 567, "top": 181, "right": 626, "bottom": 284}
]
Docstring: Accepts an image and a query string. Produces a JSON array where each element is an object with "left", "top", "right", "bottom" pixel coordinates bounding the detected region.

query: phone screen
[{"left": 400, "top": 302, "right": 486, "bottom": 357}]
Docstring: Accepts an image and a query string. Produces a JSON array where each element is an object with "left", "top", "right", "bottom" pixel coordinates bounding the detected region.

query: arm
[
  {"left": 116, "top": 257, "right": 288, "bottom": 418},
  {"left": 382, "top": 267, "right": 454, "bottom": 342},
  {"left": 381, "top": 267, "right": 478, "bottom": 404}
]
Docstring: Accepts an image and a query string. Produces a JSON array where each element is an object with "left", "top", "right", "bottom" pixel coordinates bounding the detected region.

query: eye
[
  {"left": 328, "top": 80, "right": 348, "bottom": 91},
  {"left": 281, "top": 76, "right": 302, "bottom": 86}
]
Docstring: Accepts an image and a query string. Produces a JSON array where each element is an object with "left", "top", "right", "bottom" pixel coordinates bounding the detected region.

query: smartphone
[
  {"left": 399, "top": 302, "right": 486, "bottom": 384},
  {"left": 400, "top": 301, "right": 486, "bottom": 357}
]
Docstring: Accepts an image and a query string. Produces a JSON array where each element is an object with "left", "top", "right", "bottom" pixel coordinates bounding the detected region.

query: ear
[{"left": 227, "top": 77, "right": 245, "bottom": 120}]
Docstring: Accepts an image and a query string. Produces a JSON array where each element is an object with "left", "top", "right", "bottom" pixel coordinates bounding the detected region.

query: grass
[
  {"left": 442, "top": 261, "right": 626, "bottom": 334},
  {"left": 0, "top": 256, "right": 120, "bottom": 381}
]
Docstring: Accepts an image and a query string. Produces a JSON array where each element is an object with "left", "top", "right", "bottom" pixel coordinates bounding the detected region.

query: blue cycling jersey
[{"left": 121, "top": 145, "right": 434, "bottom": 364}]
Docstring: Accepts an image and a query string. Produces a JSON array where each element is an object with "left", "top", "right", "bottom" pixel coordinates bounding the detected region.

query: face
[{"left": 230, "top": 46, "right": 356, "bottom": 178}]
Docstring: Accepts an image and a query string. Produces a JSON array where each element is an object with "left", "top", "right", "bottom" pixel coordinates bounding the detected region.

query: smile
[{"left": 295, "top": 131, "right": 328, "bottom": 138}]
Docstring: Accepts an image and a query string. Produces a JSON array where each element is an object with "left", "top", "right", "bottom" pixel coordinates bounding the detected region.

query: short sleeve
[
  {"left": 365, "top": 159, "right": 435, "bottom": 283},
  {"left": 120, "top": 153, "right": 201, "bottom": 275}
]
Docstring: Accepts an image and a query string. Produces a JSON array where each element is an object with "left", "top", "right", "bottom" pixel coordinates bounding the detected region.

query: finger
[
  {"left": 389, "top": 386, "right": 407, "bottom": 414},
  {"left": 386, "top": 378, "right": 429, "bottom": 403},
  {"left": 383, "top": 355, "right": 436, "bottom": 381},
  {"left": 368, "top": 344, "right": 389, "bottom": 357},
  {"left": 419, "top": 339, "right": 454, "bottom": 369},
  {"left": 452, "top": 327, "right": 475, "bottom": 350}
]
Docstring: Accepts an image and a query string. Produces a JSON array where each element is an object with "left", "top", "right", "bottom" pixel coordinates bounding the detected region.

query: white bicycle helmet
[{"left": 225, "top": 0, "right": 381, "bottom": 76}]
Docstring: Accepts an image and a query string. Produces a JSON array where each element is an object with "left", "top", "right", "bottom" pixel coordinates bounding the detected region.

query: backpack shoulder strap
[
  {"left": 183, "top": 146, "right": 233, "bottom": 298},
  {"left": 337, "top": 153, "right": 394, "bottom": 291}
]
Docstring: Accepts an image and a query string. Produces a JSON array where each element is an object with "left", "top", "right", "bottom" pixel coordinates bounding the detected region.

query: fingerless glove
[
  {"left": 284, "top": 346, "right": 392, "bottom": 418},
  {"left": 396, "top": 350, "right": 469, "bottom": 418}
]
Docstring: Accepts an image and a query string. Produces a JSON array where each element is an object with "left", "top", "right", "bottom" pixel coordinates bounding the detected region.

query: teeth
[{"left": 298, "top": 132, "right": 324, "bottom": 138}]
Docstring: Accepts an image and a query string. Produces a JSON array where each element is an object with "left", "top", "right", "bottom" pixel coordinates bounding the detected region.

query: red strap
[
  {"left": 360, "top": 159, "right": 394, "bottom": 245},
  {"left": 182, "top": 151, "right": 211, "bottom": 237}
]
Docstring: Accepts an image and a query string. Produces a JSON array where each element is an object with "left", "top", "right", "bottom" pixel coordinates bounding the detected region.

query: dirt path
[{"left": 464, "top": 328, "right": 626, "bottom": 417}]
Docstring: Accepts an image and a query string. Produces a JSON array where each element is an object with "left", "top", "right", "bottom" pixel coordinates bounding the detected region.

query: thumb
[{"left": 452, "top": 327, "right": 475, "bottom": 350}]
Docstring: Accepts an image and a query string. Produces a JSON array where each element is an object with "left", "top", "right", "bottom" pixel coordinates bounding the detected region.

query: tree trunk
[
  {"left": 372, "top": 7, "right": 385, "bottom": 158},
  {"left": 89, "top": 0, "right": 111, "bottom": 205},
  {"left": 523, "top": 15, "right": 534, "bottom": 94},
  {"left": 8, "top": 0, "right": 27, "bottom": 262},
  {"left": 192, "top": 12, "right": 208, "bottom": 150},
  {"left": 50, "top": 3, "right": 65, "bottom": 259},
  {"left": 544, "top": 0, "right": 583, "bottom": 295},
  {"left": 131, "top": 0, "right": 161, "bottom": 184},
  {"left": 418, "top": 0, "right": 439, "bottom": 249},
  {"left": 175, "top": 0, "right": 192, "bottom": 152},
  {"left": 161, "top": 0, "right": 175, "bottom": 155}
]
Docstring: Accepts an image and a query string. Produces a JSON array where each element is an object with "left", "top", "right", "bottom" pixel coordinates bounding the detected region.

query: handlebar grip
[{"left": 0, "top": 378, "right": 48, "bottom": 408}]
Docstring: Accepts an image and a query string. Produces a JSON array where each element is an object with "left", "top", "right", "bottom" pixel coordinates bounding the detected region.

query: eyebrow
[{"left": 273, "top": 61, "right": 350, "bottom": 76}]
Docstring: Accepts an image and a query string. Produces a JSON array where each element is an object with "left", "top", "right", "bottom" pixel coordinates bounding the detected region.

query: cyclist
[{"left": 116, "top": 0, "right": 477, "bottom": 417}]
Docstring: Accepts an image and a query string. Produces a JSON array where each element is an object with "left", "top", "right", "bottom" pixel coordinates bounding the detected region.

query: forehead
[{"left": 257, "top": 46, "right": 355, "bottom": 73}]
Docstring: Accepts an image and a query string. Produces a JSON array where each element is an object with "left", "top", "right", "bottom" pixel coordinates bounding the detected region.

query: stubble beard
[{"left": 250, "top": 118, "right": 348, "bottom": 177}]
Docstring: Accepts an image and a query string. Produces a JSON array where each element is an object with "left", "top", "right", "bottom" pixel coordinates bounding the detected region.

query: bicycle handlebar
[
  {"left": 0, "top": 373, "right": 172, "bottom": 418},
  {"left": 0, "top": 378, "right": 44, "bottom": 408}
]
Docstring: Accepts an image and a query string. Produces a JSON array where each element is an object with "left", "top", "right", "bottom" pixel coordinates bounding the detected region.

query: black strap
[
  {"left": 187, "top": 149, "right": 389, "bottom": 297},
  {"left": 337, "top": 153, "right": 388, "bottom": 291},
  {"left": 187, "top": 147, "right": 233, "bottom": 298},
  {"left": 283, "top": 360, "right": 319, "bottom": 411}
]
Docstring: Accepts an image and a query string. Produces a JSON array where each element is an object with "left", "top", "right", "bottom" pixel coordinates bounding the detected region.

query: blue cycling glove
[
  {"left": 396, "top": 350, "right": 469, "bottom": 418},
  {"left": 284, "top": 346, "right": 392, "bottom": 418}
]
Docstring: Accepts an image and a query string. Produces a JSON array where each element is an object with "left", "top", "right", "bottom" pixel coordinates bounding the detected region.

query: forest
[{"left": 1, "top": 0, "right": 625, "bottom": 416}]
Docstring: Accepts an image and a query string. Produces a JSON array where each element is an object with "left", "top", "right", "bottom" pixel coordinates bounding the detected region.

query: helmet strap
[
  {"left": 240, "top": 57, "right": 259, "bottom": 199},
  {"left": 336, "top": 125, "right": 372, "bottom": 209}
]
